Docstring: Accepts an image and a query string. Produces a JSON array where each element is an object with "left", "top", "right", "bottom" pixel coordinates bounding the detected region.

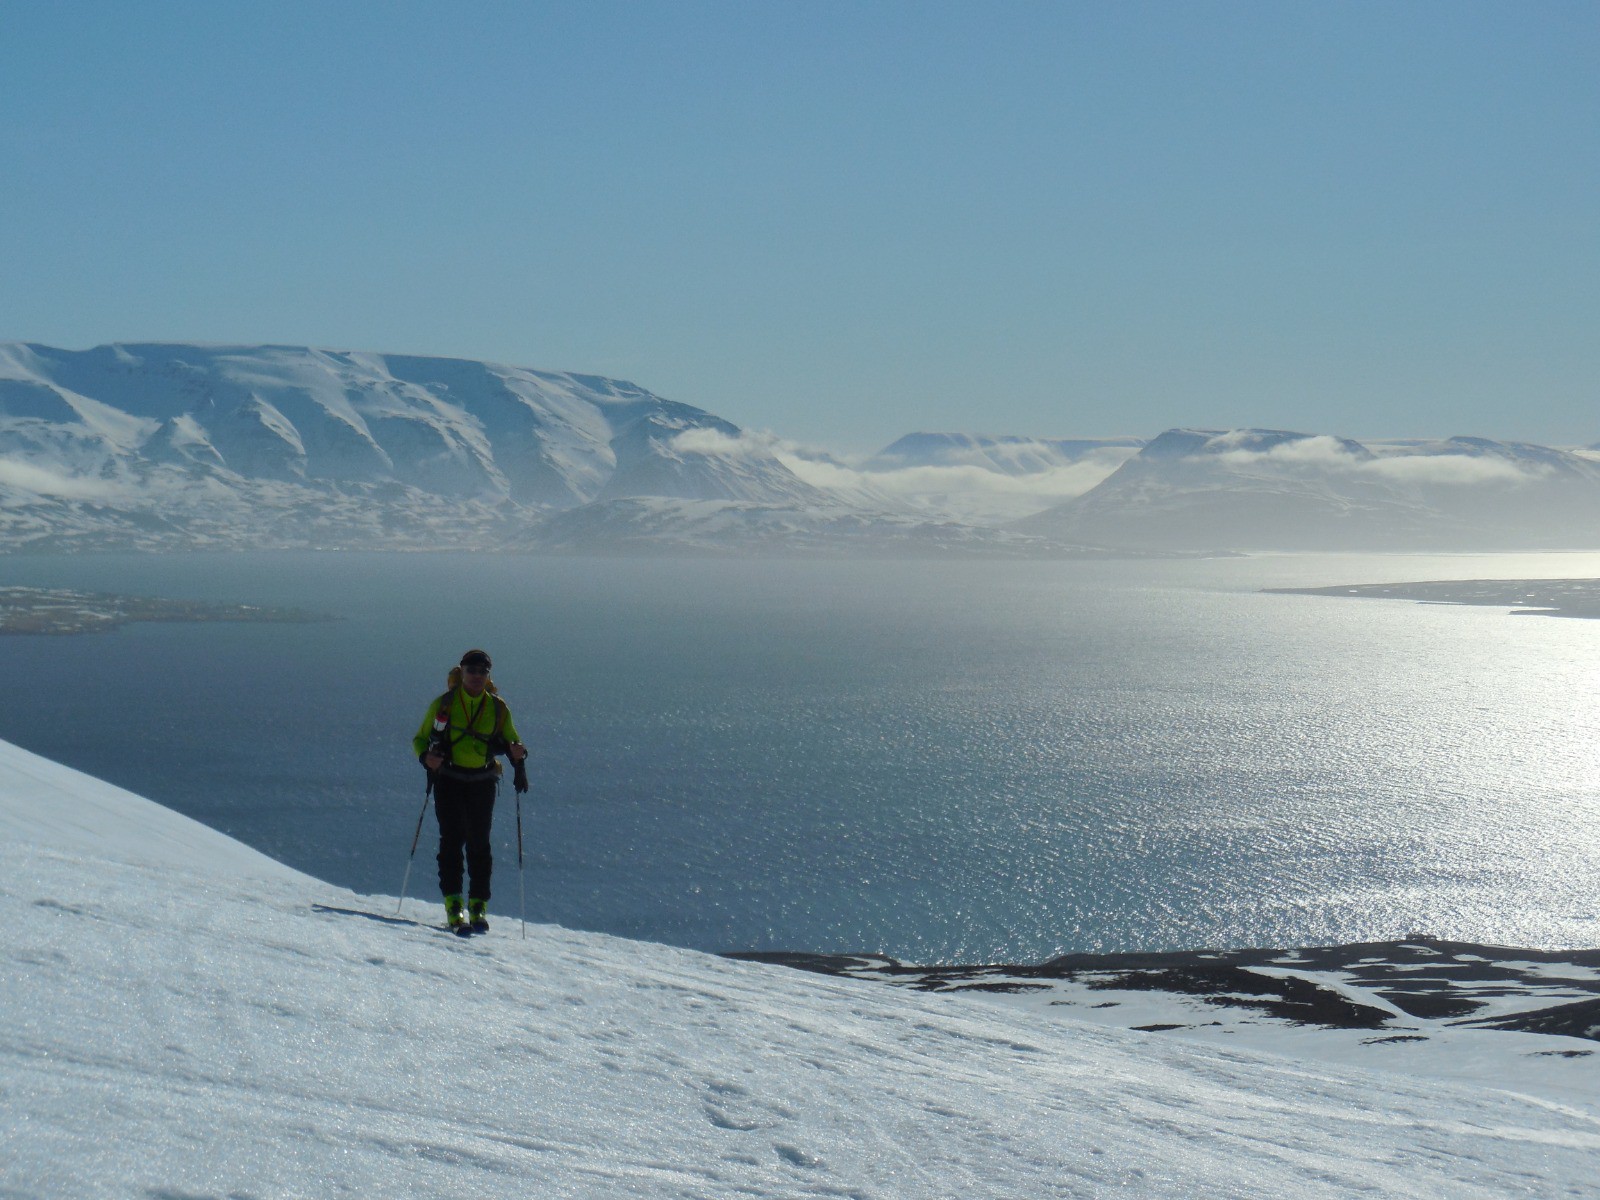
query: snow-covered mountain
[
  {"left": 848, "top": 433, "right": 1145, "bottom": 525},
  {"left": 1020, "top": 428, "right": 1600, "bottom": 551},
  {"left": 0, "top": 343, "right": 1191, "bottom": 556},
  {"left": 6, "top": 346, "right": 1594, "bottom": 555},
  {"left": 864, "top": 432, "right": 1146, "bottom": 476},
  {"left": 524, "top": 495, "right": 1169, "bottom": 558},
  {"left": 0, "top": 343, "right": 834, "bottom": 551},
  {"left": 6, "top": 737, "right": 1599, "bottom": 1197}
]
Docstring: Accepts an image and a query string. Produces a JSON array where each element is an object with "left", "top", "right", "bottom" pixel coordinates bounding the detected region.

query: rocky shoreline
[{"left": 732, "top": 937, "right": 1600, "bottom": 1050}]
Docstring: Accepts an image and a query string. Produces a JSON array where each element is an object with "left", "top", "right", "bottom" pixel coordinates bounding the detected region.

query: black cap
[{"left": 460, "top": 648, "right": 492, "bottom": 670}]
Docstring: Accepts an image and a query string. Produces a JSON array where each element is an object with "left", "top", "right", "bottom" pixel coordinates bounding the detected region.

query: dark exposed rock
[
  {"left": 1466, "top": 996, "right": 1600, "bottom": 1040},
  {"left": 729, "top": 937, "right": 1600, "bottom": 1045}
]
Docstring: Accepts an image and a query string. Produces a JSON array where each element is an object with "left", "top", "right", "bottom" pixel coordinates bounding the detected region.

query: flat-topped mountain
[
  {"left": 1020, "top": 427, "right": 1600, "bottom": 551},
  {"left": 1, "top": 341, "right": 822, "bottom": 502},
  {"left": 0, "top": 343, "right": 854, "bottom": 551}
]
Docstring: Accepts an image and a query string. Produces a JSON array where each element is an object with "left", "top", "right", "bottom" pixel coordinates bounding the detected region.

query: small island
[
  {"left": 0, "top": 586, "right": 333, "bottom": 635},
  {"left": 1265, "top": 578, "right": 1600, "bottom": 620}
]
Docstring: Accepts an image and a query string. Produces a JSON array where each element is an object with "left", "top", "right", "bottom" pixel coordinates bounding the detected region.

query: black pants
[{"left": 434, "top": 774, "right": 497, "bottom": 902}]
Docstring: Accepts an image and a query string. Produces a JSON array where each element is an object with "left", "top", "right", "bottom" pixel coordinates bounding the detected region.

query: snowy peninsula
[
  {"left": 4, "top": 739, "right": 1599, "bottom": 1197},
  {"left": 0, "top": 585, "right": 327, "bottom": 635},
  {"left": 1265, "top": 578, "right": 1600, "bottom": 620}
]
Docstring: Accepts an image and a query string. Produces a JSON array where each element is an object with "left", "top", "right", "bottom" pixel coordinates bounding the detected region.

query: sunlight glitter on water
[{"left": 0, "top": 550, "right": 1597, "bottom": 962}]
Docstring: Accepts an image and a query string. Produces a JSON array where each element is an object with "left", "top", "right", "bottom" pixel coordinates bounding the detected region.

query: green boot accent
[
  {"left": 468, "top": 899, "right": 489, "bottom": 933},
  {"left": 443, "top": 894, "right": 466, "bottom": 931}
]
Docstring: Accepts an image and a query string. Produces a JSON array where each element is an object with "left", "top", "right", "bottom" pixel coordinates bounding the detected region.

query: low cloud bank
[
  {"left": 837, "top": 458, "right": 1128, "bottom": 499},
  {"left": 0, "top": 458, "right": 129, "bottom": 501},
  {"left": 1217, "top": 437, "right": 1554, "bottom": 487},
  {"left": 664, "top": 428, "right": 1575, "bottom": 528},
  {"left": 686, "top": 429, "right": 1121, "bottom": 487},
  {"left": 666, "top": 427, "right": 1128, "bottom": 520},
  {"left": 667, "top": 427, "right": 776, "bottom": 458},
  {"left": 1363, "top": 453, "right": 1541, "bottom": 486}
]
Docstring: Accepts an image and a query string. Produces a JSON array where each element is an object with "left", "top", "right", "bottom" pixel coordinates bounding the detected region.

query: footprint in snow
[{"left": 775, "top": 1144, "right": 824, "bottom": 1169}]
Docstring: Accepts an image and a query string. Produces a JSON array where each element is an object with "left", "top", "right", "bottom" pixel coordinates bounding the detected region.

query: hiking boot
[
  {"left": 468, "top": 899, "right": 489, "bottom": 933},
  {"left": 443, "top": 894, "right": 466, "bottom": 931}
]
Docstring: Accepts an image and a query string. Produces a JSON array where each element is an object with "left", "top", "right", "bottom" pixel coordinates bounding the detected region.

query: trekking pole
[
  {"left": 516, "top": 783, "right": 527, "bottom": 941},
  {"left": 397, "top": 778, "right": 433, "bottom": 917}
]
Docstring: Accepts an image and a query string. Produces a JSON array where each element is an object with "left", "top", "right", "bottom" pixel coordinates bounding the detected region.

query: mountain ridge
[
  {"left": 0, "top": 342, "right": 843, "bottom": 552},
  {"left": 1019, "top": 426, "right": 1600, "bottom": 552},
  {"left": 5, "top": 344, "right": 1596, "bottom": 554}
]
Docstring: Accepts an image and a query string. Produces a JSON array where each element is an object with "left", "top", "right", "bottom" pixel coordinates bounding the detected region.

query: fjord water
[{"left": 3, "top": 551, "right": 1598, "bottom": 963}]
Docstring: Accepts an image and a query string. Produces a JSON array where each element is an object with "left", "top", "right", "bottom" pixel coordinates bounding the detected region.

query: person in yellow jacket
[{"left": 412, "top": 648, "right": 528, "bottom": 933}]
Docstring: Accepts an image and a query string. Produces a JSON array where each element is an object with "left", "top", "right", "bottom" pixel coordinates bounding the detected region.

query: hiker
[{"left": 413, "top": 648, "right": 528, "bottom": 933}]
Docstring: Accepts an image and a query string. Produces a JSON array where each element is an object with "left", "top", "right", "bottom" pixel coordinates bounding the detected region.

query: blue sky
[{"left": 2, "top": 1, "right": 1595, "bottom": 450}]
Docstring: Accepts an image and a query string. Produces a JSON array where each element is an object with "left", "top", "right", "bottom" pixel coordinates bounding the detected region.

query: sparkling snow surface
[{"left": 4, "top": 739, "right": 1599, "bottom": 1198}]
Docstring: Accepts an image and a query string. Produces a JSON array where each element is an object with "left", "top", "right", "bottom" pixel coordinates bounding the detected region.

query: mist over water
[{"left": 3, "top": 551, "right": 1598, "bottom": 963}]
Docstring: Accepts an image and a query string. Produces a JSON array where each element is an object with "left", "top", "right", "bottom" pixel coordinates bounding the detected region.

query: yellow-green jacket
[{"left": 413, "top": 689, "right": 523, "bottom": 773}]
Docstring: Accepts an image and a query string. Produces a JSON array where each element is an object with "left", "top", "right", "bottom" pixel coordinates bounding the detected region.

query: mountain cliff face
[
  {"left": 1020, "top": 428, "right": 1600, "bottom": 551},
  {"left": 0, "top": 343, "right": 827, "bottom": 551}
]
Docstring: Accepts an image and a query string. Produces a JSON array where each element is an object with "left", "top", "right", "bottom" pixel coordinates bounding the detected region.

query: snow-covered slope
[
  {"left": 745, "top": 942, "right": 1600, "bottom": 1103},
  {"left": 5, "top": 739, "right": 1599, "bottom": 1198},
  {"left": 0, "top": 738, "right": 300, "bottom": 880},
  {"left": 1022, "top": 428, "right": 1600, "bottom": 551}
]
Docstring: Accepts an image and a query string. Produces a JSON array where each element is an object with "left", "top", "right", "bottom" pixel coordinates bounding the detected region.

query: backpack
[{"left": 430, "top": 687, "right": 510, "bottom": 775}]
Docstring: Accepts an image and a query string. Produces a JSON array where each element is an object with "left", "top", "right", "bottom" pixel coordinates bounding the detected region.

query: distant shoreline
[
  {"left": 0, "top": 586, "right": 333, "bottom": 635},
  {"left": 1264, "top": 578, "right": 1600, "bottom": 620}
]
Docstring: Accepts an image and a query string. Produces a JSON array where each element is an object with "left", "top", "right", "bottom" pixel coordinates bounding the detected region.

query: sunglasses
[{"left": 462, "top": 665, "right": 489, "bottom": 676}]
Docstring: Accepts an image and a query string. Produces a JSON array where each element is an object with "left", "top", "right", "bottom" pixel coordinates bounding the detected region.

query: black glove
[{"left": 512, "top": 759, "right": 529, "bottom": 794}]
